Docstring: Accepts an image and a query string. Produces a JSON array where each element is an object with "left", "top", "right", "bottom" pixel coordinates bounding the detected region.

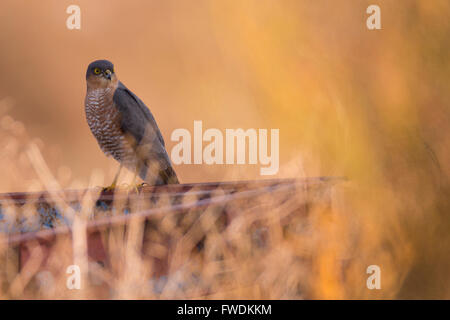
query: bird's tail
[
  {"left": 157, "top": 165, "right": 179, "bottom": 185},
  {"left": 139, "top": 162, "right": 179, "bottom": 185}
]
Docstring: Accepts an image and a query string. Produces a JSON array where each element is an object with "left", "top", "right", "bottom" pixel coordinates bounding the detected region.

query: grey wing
[
  {"left": 113, "top": 81, "right": 166, "bottom": 147},
  {"left": 112, "top": 81, "right": 173, "bottom": 173}
]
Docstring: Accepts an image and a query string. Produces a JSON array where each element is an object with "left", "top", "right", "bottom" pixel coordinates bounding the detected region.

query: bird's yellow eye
[{"left": 94, "top": 68, "right": 101, "bottom": 75}]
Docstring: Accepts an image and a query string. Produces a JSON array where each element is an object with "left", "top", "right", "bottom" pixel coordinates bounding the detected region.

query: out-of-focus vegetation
[{"left": 0, "top": 0, "right": 449, "bottom": 299}]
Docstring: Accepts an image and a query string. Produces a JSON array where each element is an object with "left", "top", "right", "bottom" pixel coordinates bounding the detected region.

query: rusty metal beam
[{"left": 0, "top": 177, "right": 343, "bottom": 295}]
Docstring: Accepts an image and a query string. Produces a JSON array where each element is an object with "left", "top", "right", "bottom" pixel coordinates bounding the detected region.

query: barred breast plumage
[{"left": 85, "top": 87, "right": 136, "bottom": 167}]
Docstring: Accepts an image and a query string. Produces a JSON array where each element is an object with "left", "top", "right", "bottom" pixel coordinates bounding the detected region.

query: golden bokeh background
[{"left": 0, "top": 0, "right": 449, "bottom": 298}]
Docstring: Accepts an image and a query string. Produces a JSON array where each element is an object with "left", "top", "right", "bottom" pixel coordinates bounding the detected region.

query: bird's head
[{"left": 86, "top": 60, "right": 117, "bottom": 88}]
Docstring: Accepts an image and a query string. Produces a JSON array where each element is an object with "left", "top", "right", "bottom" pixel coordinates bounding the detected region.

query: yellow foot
[
  {"left": 101, "top": 183, "right": 117, "bottom": 193},
  {"left": 133, "top": 183, "right": 148, "bottom": 193},
  {"left": 131, "top": 183, "right": 141, "bottom": 194}
]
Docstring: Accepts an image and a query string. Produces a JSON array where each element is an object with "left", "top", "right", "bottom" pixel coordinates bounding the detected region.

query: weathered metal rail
[{"left": 1, "top": 177, "right": 343, "bottom": 297}]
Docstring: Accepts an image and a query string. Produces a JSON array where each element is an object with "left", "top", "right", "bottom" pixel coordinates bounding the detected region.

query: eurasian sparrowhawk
[{"left": 85, "top": 59, "right": 179, "bottom": 186}]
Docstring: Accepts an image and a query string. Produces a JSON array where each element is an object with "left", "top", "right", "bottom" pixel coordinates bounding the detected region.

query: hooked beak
[{"left": 104, "top": 70, "right": 112, "bottom": 80}]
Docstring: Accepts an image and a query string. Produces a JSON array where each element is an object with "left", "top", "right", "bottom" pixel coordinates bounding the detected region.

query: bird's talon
[
  {"left": 131, "top": 183, "right": 146, "bottom": 194},
  {"left": 101, "top": 183, "right": 117, "bottom": 193}
]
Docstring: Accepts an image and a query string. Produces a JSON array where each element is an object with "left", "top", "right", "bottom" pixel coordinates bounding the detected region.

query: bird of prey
[{"left": 84, "top": 59, "right": 179, "bottom": 187}]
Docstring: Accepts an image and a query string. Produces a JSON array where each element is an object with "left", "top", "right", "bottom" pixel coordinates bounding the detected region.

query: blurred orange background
[
  {"left": 0, "top": 0, "right": 449, "bottom": 298},
  {"left": 0, "top": 0, "right": 448, "bottom": 187}
]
